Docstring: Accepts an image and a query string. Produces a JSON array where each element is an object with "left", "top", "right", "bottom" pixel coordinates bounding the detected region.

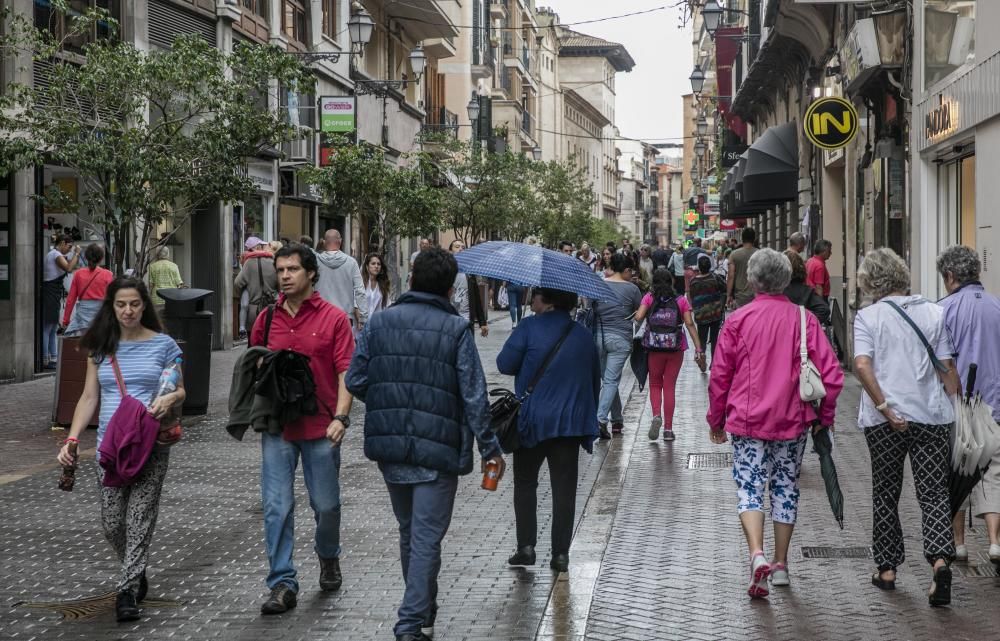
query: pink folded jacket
[{"left": 98, "top": 395, "right": 161, "bottom": 487}]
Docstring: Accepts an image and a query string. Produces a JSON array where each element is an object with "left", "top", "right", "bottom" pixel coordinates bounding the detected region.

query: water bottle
[{"left": 154, "top": 358, "right": 183, "bottom": 400}]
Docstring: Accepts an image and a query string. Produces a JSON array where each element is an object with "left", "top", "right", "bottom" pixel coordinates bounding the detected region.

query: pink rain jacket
[
  {"left": 707, "top": 293, "right": 844, "bottom": 441},
  {"left": 98, "top": 395, "right": 160, "bottom": 487}
]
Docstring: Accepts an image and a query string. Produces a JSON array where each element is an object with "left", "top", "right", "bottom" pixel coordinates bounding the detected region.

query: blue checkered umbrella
[{"left": 455, "top": 241, "right": 616, "bottom": 301}]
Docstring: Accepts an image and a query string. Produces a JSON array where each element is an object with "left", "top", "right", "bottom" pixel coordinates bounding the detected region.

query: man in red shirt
[
  {"left": 805, "top": 239, "right": 832, "bottom": 300},
  {"left": 250, "top": 244, "right": 355, "bottom": 615}
]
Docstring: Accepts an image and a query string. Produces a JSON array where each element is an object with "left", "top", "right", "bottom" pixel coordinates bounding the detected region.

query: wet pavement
[{"left": 2, "top": 312, "right": 1000, "bottom": 640}]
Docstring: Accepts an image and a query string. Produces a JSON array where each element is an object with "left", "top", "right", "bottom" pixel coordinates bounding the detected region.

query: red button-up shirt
[{"left": 251, "top": 291, "right": 355, "bottom": 441}]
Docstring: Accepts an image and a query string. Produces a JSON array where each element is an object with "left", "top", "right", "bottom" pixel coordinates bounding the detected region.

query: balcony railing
[
  {"left": 520, "top": 110, "right": 533, "bottom": 138},
  {"left": 421, "top": 106, "right": 460, "bottom": 138},
  {"left": 500, "top": 66, "right": 514, "bottom": 94}
]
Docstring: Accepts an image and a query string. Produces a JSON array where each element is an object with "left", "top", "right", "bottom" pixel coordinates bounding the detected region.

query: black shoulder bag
[
  {"left": 489, "top": 321, "right": 575, "bottom": 453},
  {"left": 255, "top": 257, "right": 277, "bottom": 308},
  {"left": 883, "top": 300, "right": 949, "bottom": 373}
]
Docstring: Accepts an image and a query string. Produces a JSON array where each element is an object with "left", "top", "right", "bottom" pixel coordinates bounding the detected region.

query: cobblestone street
[{"left": 2, "top": 314, "right": 1000, "bottom": 640}]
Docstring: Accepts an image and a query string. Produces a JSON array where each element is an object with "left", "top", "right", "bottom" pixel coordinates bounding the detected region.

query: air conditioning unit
[{"left": 286, "top": 138, "right": 311, "bottom": 162}]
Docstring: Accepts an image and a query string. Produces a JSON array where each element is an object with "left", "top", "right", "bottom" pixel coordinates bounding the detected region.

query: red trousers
[{"left": 647, "top": 350, "right": 685, "bottom": 428}]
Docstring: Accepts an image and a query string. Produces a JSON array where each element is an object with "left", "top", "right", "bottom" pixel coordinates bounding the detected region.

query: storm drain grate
[
  {"left": 801, "top": 546, "right": 873, "bottom": 559},
  {"left": 953, "top": 562, "right": 999, "bottom": 578},
  {"left": 686, "top": 452, "right": 733, "bottom": 470}
]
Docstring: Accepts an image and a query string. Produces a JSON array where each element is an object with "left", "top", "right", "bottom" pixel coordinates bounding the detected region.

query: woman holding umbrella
[
  {"left": 707, "top": 249, "right": 842, "bottom": 598},
  {"left": 853, "top": 248, "right": 960, "bottom": 606}
]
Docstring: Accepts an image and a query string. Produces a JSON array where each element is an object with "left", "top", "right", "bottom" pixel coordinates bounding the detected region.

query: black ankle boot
[
  {"left": 116, "top": 590, "right": 140, "bottom": 622},
  {"left": 137, "top": 571, "right": 148, "bottom": 603},
  {"left": 550, "top": 554, "right": 569, "bottom": 572},
  {"left": 508, "top": 545, "right": 536, "bottom": 566}
]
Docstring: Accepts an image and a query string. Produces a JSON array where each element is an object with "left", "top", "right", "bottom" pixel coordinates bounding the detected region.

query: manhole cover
[
  {"left": 801, "top": 546, "right": 872, "bottom": 559},
  {"left": 687, "top": 452, "right": 733, "bottom": 469},
  {"left": 14, "top": 592, "right": 183, "bottom": 621},
  {"left": 953, "top": 563, "right": 999, "bottom": 578}
]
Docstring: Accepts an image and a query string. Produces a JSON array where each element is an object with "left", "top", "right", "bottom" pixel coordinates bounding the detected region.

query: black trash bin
[{"left": 159, "top": 288, "right": 213, "bottom": 416}]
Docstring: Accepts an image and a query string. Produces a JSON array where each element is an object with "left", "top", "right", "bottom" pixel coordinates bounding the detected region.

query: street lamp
[
  {"left": 689, "top": 64, "right": 706, "bottom": 95},
  {"left": 694, "top": 138, "right": 707, "bottom": 155},
  {"left": 466, "top": 91, "right": 480, "bottom": 122},
  {"left": 348, "top": 8, "right": 375, "bottom": 50},
  {"left": 696, "top": 115, "right": 708, "bottom": 136},
  {"left": 702, "top": 0, "right": 723, "bottom": 37},
  {"left": 532, "top": 146, "right": 542, "bottom": 161},
  {"left": 408, "top": 44, "right": 426, "bottom": 80}
]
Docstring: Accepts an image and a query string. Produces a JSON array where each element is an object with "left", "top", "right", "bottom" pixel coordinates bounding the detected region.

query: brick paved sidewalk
[
  {"left": 581, "top": 357, "right": 1000, "bottom": 641},
  {"left": 0, "top": 312, "right": 636, "bottom": 641}
]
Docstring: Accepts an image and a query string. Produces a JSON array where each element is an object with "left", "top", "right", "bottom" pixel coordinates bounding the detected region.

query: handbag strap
[
  {"left": 262, "top": 304, "right": 276, "bottom": 348},
  {"left": 109, "top": 356, "right": 128, "bottom": 397},
  {"left": 799, "top": 305, "right": 808, "bottom": 365},
  {"left": 883, "top": 300, "right": 948, "bottom": 373},
  {"left": 524, "top": 321, "right": 574, "bottom": 398},
  {"left": 255, "top": 257, "right": 266, "bottom": 300},
  {"left": 77, "top": 269, "right": 100, "bottom": 300}
]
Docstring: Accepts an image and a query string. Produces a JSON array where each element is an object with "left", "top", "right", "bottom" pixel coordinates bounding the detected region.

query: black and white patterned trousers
[
  {"left": 95, "top": 449, "right": 170, "bottom": 593},
  {"left": 864, "top": 422, "right": 954, "bottom": 570}
]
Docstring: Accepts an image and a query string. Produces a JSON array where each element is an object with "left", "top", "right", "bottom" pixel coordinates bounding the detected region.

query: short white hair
[
  {"left": 747, "top": 248, "right": 791, "bottom": 294},
  {"left": 857, "top": 248, "right": 910, "bottom": 300}
]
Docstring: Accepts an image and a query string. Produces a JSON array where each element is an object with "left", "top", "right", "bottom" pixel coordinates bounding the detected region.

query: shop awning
[
  {"left": 722, "top": 154, "right": 767, "bottom": 218},
  {"left": 742, "top": 121, "right": 798, "bottom": 205}
]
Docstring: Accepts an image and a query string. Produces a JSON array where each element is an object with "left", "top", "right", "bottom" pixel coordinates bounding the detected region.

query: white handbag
[{"left": 799, "top": 306, "right": 827, "bottom": 403}]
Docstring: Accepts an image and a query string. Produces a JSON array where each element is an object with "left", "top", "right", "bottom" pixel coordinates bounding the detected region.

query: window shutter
[
  {"left": 472, "top": 0, "right": 481, "bottom": 65},
  {"left": 149, "top": 0, "right": 218, "bottom": 50}
]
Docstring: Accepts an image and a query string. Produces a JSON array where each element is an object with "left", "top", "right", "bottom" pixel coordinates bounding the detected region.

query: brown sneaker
[{"left": 612, "top": 422, "right": 624, "bottom": 435}]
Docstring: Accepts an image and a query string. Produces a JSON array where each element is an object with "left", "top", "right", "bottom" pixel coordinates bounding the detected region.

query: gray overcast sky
[{"left": 543, "top": 1, "right": 692, "bottom": 144}]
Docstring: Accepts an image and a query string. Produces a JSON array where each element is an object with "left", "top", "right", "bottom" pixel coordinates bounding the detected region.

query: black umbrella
[
  {"left": 812, "top": 425, "right": 844, "bottom": 529},
  {"left": 630, "top": 341, "right": 649, "bottom": 391},
  {"left": 950, "top": 364, "right": 984, "bottom": 518}
]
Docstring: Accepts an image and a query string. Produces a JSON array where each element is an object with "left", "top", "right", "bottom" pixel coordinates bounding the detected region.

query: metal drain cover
[
  {"left": 687, "top": 452, "right": 733, "bottom": 469},
  {"left": 953, "top": 563, "right": 999, "bottom": 578},
  {"left": 801, "top": 546, "right": 872, "bottom": 559}
]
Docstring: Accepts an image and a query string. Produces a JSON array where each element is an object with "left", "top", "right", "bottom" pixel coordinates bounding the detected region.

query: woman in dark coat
[
  {"left": 497, "top": 287, "right": 600, "bottom": 573},
  {"left": 783, "top": 250, "right": 830, "bottom": 324}
]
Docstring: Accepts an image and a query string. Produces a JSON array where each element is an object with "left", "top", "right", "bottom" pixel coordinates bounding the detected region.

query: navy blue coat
[
  {"left": 496, "top": 310, "right": 601, "bottom": 451},
  {"left": 347, "top": 291, "right": 494, "bottom": 476}
]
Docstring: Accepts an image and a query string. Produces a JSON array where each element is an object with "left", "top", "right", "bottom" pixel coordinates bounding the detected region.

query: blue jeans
[
  {"left": 260, "top": 433, "right": 342, "bottom": 592},
  {"left": 596, "top": 332, "right": 632, "bottom": 424},
  {"left": 507, "top": 285, "right": 524, "bottom": 324},
  {"left": 386, "top": 475, "right": 458, "bottom": 636},
  {"left": 42, "top": 323, "right": 59, "bottom": 364}
]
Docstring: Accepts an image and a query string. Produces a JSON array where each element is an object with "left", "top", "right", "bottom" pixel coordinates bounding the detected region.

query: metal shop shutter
[{"left": 148, "top": 0, "right": 217, "bottom": 50}]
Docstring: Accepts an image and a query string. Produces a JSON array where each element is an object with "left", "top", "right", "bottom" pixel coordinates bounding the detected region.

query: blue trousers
[
  {"left": 507, "top": 285, "right": 524, "bottom": 324},
  {"left": 596, "top": 332, "right": 631, "bottom": 424},
  {"left": 260, "top": 433, "right": 342, "bottom": 592},
  {"left": 386, "top": 475, "right": 458, "bottom": 636}
]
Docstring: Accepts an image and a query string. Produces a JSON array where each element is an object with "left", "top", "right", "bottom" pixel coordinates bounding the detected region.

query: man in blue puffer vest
[{"left": 346, "top": 247, "right": 505, "bottom": 641}]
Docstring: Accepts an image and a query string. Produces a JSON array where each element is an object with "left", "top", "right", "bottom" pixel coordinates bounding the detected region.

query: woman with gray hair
[
  {"left": 937, "top": 244, "right": 1000, "bottom": 564},
  {"left": 853, "top": 247, "right": 960, "bottom": 606},
  {"left": 708, "top": 248, "right": 843, "bottom": 598}
]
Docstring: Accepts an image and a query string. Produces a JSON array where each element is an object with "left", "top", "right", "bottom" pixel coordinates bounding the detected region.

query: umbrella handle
[{"left": 966, "top": 363, "right": 978, "bottom": 401}]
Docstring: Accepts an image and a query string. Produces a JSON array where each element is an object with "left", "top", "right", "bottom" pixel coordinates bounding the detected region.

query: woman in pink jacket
[{"left": 707, "top": 248, "right": 843, "bottom": 598}]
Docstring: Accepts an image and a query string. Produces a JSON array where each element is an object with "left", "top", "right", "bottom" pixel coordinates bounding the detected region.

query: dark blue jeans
[
  {"left": 386, "top": 475, "right": 459, "bottom": 636},
  {"left": 507, "top": 285, "right": 524, "bottom": 324}
]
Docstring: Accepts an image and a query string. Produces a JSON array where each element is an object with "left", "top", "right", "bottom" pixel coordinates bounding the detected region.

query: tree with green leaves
[
  {"left": 0, "top": 1, "right": 312, "bottom": 275},
  {"left": 300, "top": 139, "right": 441, "bottom": 261}
]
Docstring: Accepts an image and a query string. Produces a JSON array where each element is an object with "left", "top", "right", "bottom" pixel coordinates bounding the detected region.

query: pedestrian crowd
[{"left": 52, "top": 226, "right": 1000, "bottom": 637}]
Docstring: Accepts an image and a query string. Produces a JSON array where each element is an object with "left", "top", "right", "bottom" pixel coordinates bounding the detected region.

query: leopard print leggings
[{"left": 95, "top": 449, "right": 170, "bottom": 593}]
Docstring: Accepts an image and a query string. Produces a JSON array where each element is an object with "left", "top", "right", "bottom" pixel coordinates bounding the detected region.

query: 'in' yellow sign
[{"left": 804, "top": 97, "right": 859, "bottom": 150}]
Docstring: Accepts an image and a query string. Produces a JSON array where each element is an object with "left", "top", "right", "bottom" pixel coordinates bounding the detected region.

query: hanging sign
[
  {"left": 320, "top": 96, "right": 356, "bottom": 133},
  {"left": 685, "top": 209, "right": 700, "bottom": 226},
  {"left": 804, "top": 97, "right": 859, "bottom": 150}
]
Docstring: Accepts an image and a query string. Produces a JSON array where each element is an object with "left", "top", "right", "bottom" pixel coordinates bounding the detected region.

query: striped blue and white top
[{"left": 96, "top": 333, "right": 183, "bottom": 451}]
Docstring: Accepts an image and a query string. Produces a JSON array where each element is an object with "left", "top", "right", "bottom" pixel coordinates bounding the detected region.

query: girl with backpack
[{"left": 634, "top": 270, "right": 703, "bottom": 441}]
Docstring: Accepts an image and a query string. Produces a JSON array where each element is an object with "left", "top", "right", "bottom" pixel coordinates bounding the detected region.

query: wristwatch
[
  {"left": 875, "top": 401, "right": 889, "bottom": 412},
  {"left": 333, "top": 414, "right": 351, "bottom": 429}
]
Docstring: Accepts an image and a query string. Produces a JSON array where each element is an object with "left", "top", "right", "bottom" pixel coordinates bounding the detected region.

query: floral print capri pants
[{"left": 731, "top": 433, "right": 808, "bottom": 524}]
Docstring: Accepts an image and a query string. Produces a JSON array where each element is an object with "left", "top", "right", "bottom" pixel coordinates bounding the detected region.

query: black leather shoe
[
  {"left": 508, "top": 545, "right": 536, "bottom": 566},
  {"left": 550, "top": 554, "right": 569, "bottom": 573},
  {"left": 319, "top": 556, "right": 342, "bottom": 591},
  {"left": 260, "top": 584, "right": 297, "bottom": 615},
  {"left": 396, "top": 634, "right": 430, "bottom": 641},
  {"left": 598, "top": 423, "right": 611, "bottom": 440},
  {"left": 115, "top": 590, "right": 140, "bottom": 622},
  {"left": 136, "top": 571, "right": 148, "bottom": 603}
]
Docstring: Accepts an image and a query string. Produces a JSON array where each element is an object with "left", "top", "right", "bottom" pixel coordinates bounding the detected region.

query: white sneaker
[
  {"left": 955, "top": 544, "right": 968, "bottom": 561},
  {"left": 770, "top": 562, "right": 790, "bottom": 587},
  {"left": 989, "top": 544, "right": 1000, "bottom": 562},
  {"left": 648, "top": 416, "right": 662, "bottom": 440}
]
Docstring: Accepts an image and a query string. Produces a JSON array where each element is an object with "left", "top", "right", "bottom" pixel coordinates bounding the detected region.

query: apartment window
[
  {"left": 924, "top": 0, "right": 975, "bottom": 88},
  {"left": 283, "top": 0, "right": 308, "bottom": 45},
  {"left": 322, "top": 0, "right": 337, "bottom": 40},
  {"left": 34, "top": 0, "right": 122, "bottom": 49},
  {"left": 243, "top": 0, "right": 267, "bottom": 17}
]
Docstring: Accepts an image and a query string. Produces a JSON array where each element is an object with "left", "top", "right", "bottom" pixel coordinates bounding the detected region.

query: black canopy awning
[{"left": 742, "top": 121, "right": 798, "bottom": 205}]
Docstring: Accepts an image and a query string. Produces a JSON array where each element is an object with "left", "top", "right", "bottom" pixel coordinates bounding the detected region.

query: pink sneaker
[{"left": 748, "top": 552, "right": 771, "bottom": 598}]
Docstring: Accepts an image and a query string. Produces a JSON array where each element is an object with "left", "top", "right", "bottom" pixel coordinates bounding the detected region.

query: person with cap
[{"left": 234, "top": 236, "right": 277, "bottom": 341}]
